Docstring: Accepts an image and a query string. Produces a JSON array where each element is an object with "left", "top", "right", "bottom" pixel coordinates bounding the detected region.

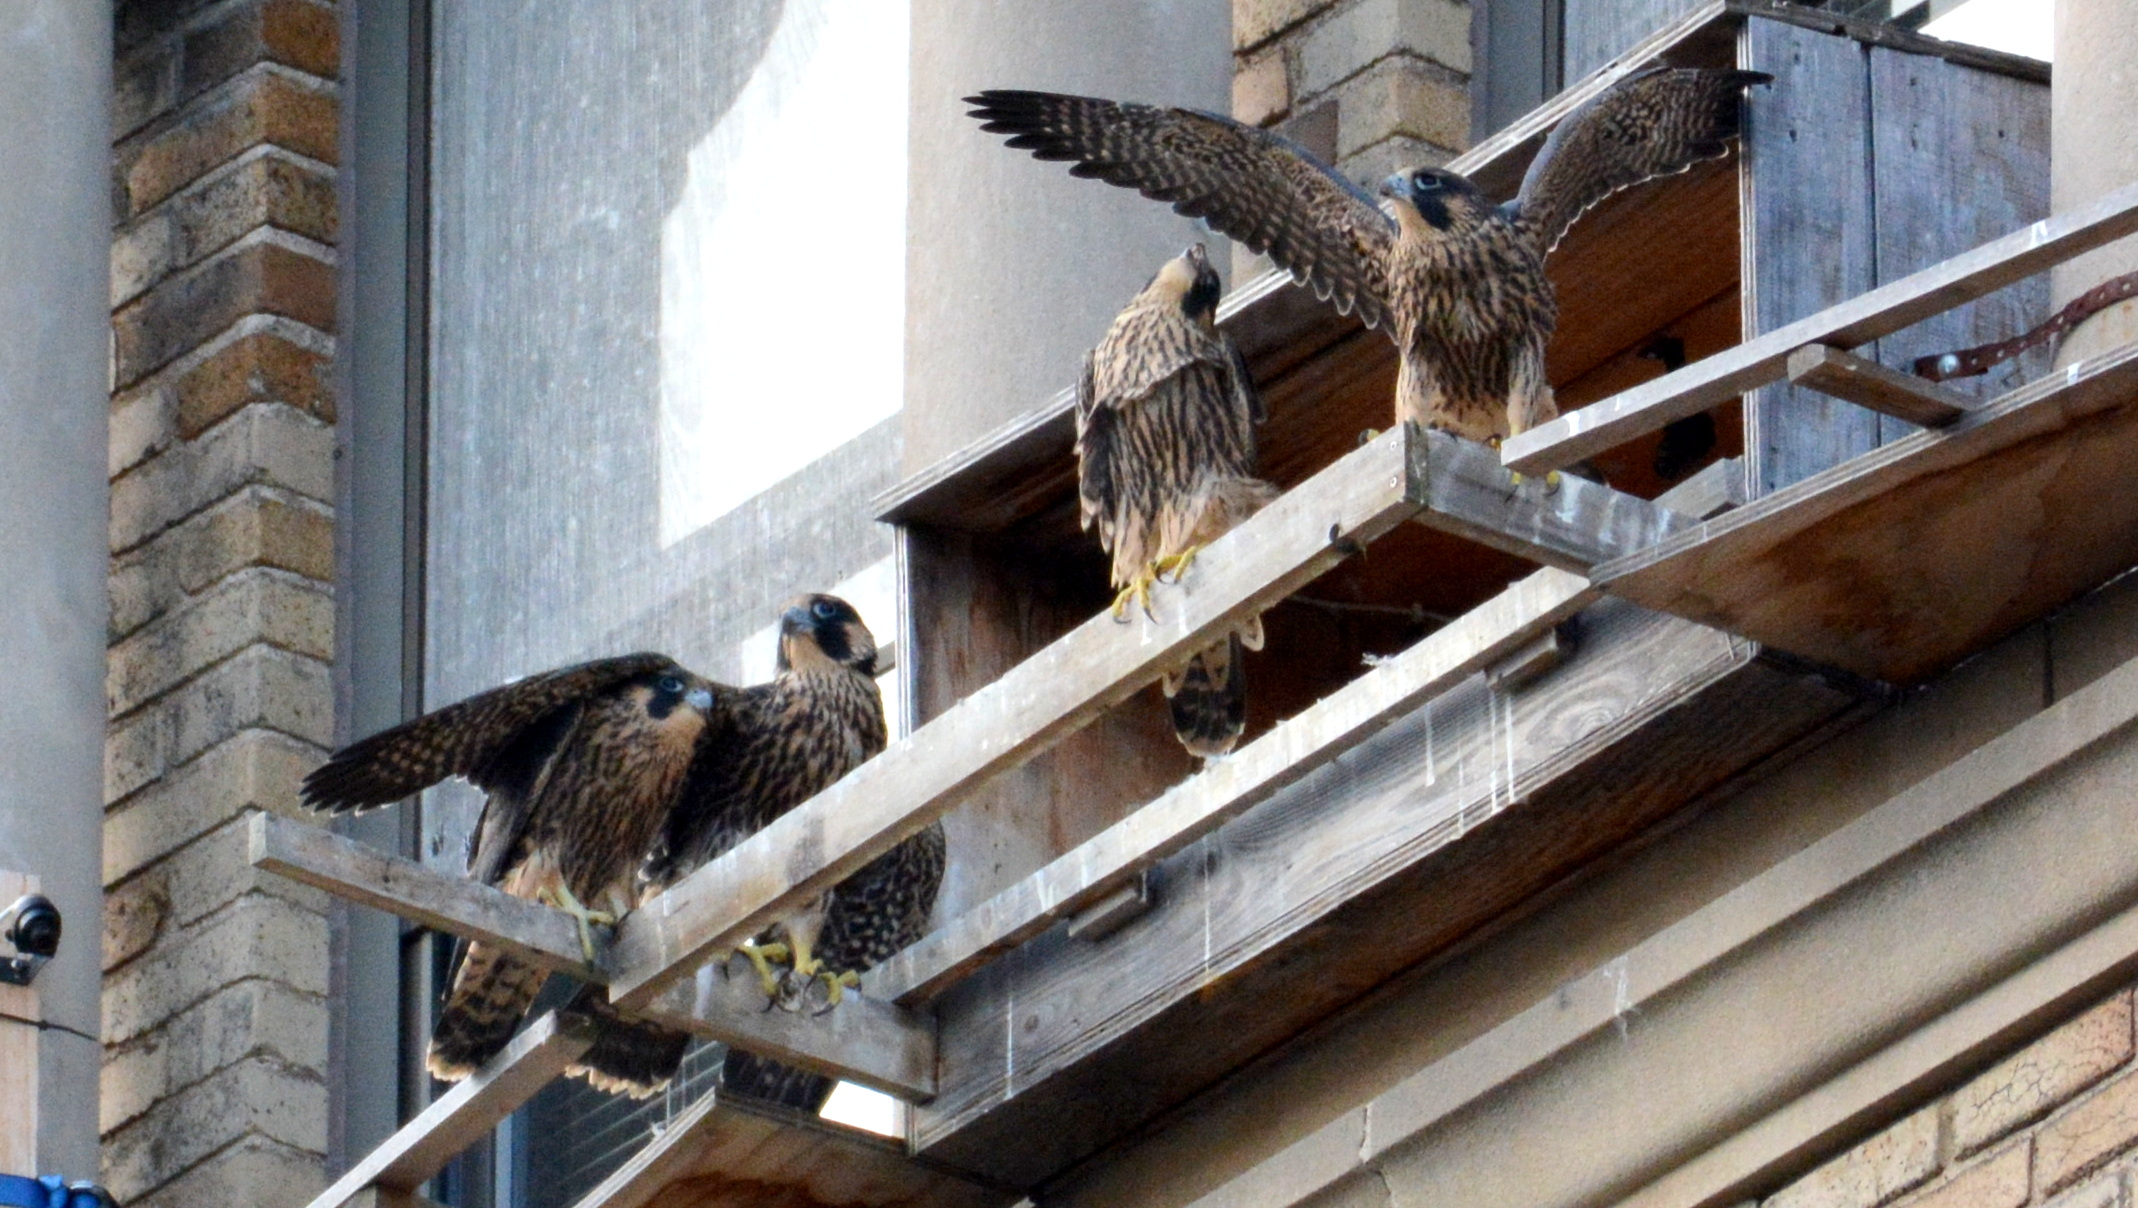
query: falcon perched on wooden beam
[
  {"left": 641, "top": 594, "right": 945, "bottom": 1112},
  {"left": 1078, "top": 243, "right": 1276, "bottom": 757},
  {"left": 300, "top": 654, "right": 720, "bottom": 1097},
  {"left": 968, "top": 67, "right": 1770, "bottom": 454}
]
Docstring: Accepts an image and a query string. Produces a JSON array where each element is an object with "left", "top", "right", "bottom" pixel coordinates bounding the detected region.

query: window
[{"left": 343, "top": 1, "right": 915, "bottom": 1203}]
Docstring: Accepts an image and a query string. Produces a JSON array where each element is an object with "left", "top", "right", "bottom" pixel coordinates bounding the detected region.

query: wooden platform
[{"left": 1597, "top": 343, "right": 2138, "bottom": 684}]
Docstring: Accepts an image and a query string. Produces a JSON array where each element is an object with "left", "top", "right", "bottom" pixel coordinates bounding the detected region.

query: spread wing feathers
[
  {"left": 563, "top": 986, "right": 693, "bottom": 1099},
  {"left": 1513, "top": 67, "right": 1772, "bottom": 254},
  {"left": 968, "top": 90, "right": 1397, "bottom": 328},
  {"left": 300, "top": 652, "right": 682, "bottom": 814}
]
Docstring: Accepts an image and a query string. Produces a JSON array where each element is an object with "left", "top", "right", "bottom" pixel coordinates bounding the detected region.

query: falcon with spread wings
[
  {"left": 968, "top": 67, "right": 1769, "bottom": 451},
  {"left": 1079, "top": 243, "right": 1276, "bottom": 757},
  {"left": 641, "top": 594, "right": 945, "bottom": 1111},
  {"left": 300, "top": 654, "right": 719, "bottom": 1096}
]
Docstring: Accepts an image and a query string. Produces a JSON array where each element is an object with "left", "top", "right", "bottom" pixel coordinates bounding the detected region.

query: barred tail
[
  {"left": 428, "top": 942, "right": 547, "bottom": 1081},
  {"left": 1166, "top": 632, "right": 1248, "bottom": 757},
  {"left": 722, "top": 1048, "right": 833, "bottom": 1114},
  {"left": 563, "top": 987, "right": 692, "bottom": 1099}
]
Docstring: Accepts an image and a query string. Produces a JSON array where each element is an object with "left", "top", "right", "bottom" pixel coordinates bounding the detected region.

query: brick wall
[
  {"left": 102, "top": 1, "right": 340, "bottom": 1204},
  {"left": 1232, "top": 0, "right": 1471, "bottom": 181},
  {"left": 1760, "top": 986, "right": 2138, "bottom": 1208}
]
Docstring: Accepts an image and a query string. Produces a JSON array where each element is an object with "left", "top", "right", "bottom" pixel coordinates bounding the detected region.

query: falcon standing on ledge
[
  {"left": 968, "top": 67, "right": 1770, "bottom": 451},
  {"left": 641, "top": 594, "right": 945, "bottom": 1112},
  {"left": 1078, "top": 243, "right": 1276, "bottom": 757},
  {"left": 300, "top": 654, "right": 720, "bottom": 1097}
]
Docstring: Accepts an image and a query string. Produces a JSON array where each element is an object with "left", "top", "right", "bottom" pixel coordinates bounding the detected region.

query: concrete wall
[
  {"left": 2053, "top": 0, "right": 2138, "bottom": 362},
  {"left": 0, "top": 0, "right": 113, "bottom": 1182},
  {"left": 901, "top": 0, "right": 1231, "bottom": 474}
]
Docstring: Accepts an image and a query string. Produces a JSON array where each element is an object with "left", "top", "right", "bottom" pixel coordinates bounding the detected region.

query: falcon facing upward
[
  {"left": 300, "top": 654, "right": 719, "bottom": 1096},
  {"left": 969, "top": 67, "right": 1769, "bottom": 449},
  {"left": 1079, "top": 243, "right": 1277, "bottom": 757},
  {"left": 641, "top": 594, "right": 945, "bottom": 1112}
]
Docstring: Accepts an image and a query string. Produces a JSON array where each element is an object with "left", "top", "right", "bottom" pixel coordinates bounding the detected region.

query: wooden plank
[
  {"left": 1411, "top": 428, "right": 1692, "bottom": 571},
  {"left": 608, "top": 425, "right": 1435, "bottom": 1009},
  {"left": 251, "top": 813, "right": 936, "bottom": 1098},
  {"left": 1866, "top": 46, "right": 2051, "bottom": 419},
  {"left": 1655, "top": 456, "right": 1747, "bottom": 519},
  {"left": 1742, "top": 17, "right": 1879, "bottom": 494},
  {"left": 350, "top": 1190, "right": 451, "bottom": 1208},
  {"left": 1502, "top": 181, "right": 2138, "bottom": 475},
  {"left": 1597, "top": 341, "right": 2138, "bottom": 683},
  {"left": 308, "top": 1011, "right": 599, "bottom": 1208},
  {"left": 1785, "top": 345, "right": 1974, "bottom": 428},
  {"left": 866, "top": 567, "right": 1598, "bottom": 1005},
  {"left": 912, "top": 601, "right": 1868, "bottom": 1185},
  {"left": 250, "top": 813, "right": 597, "bottom": 978},
  {"left": 0, "top": 872, "right": 34, "bottom": 1176},
  {"left": 633, "top": 957, "right": 935, "bottom": 1100},
  {"left": 569, "top": 1092, "right": 1010, "bottom": 1208}
]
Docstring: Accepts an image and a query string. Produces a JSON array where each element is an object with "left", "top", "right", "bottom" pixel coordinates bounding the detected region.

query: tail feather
[
  {"left": 721, "top": 1048, "right": 833, "bottom": 1114},
  {"left": 428, "top": 942, "right": 547, "bottom": 1081},
  {"left": 1166, "top": 632, "right": 1248, "bottom": 757},
  {"left": 562, "top": 986, "right": 692, "bottom": 1099}
]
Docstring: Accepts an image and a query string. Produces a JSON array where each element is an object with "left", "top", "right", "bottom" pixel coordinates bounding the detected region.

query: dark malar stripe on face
[
  {"left": 1183, "top": 269, "right": 1221, "bottom": 318},
  {"left": 813, "top": 619, "right": 853, "bottom": 665},
  {"left": 1415, "top": 191, "right": 1452, "bottom": 231}
]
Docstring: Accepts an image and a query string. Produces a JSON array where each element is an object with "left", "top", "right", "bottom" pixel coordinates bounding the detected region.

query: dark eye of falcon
[
  {"left": 811, "top": 599, "right": 839, "bottom": 620},
  {"left": 656, "top": 675, "right": 684, "bottom": 695},
  {"left": 1412, "top": 173, "right": 1442, "bottom": 192}
]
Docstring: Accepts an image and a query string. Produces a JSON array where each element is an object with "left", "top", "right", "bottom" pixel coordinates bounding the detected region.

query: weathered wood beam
[
  {"left": 633, "top": 957, "right": 936, "bottom": 1100},
  {"left": 249, "top": 811, "right": 938, "bottom": 1098},
  {"left": 1411, "top": 428, "right": 1691, "bottom": 571},
  {"left": 1785, "top": 344, "right": 1975, "bottom": 427},
  {"left": 1503, "top": 180, "right": 2138, "bottom": 474},
  {"left": 608, "top": 425, "right": 1436, "bottom": 1008},
  {"left": 1654, "top": 457, "right": 1747, "bottom": 520},
  {"left": 306, "top": 1011, "right": 599, "bottom": 1208},
  {"left": 866, "top": 567, "right": 1597, "bottom": 1005},
  {"left": 250, "top": 813, "right": 597, "bottom": 977}
]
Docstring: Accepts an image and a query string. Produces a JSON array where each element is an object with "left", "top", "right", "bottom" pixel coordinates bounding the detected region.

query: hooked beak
[
  {"left": 1184, "top": 242, "right": 1208, "bottom": 267},
  {"left": 780, "top": 605, "right": 812, "bottom": 634},
  {"left": 685, "top": 686, "right": 714, "bottom": 714},
  {"left": 1379, "top": 173, "right": 1408, "bottom": 200}
]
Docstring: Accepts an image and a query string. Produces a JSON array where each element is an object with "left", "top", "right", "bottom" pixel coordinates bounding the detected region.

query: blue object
[{"left": 0, "top": 1175, "right": 116, "bottom": 1208}]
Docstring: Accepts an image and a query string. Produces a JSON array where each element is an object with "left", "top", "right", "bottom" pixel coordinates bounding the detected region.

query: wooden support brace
[
  {"left": 1502, "top": 180, "right": 2138, "bottom": 474},
  {"left": 1411, "top": 428, "right": 1691, "bottom": 571},
  {"left": 250, "top": 813, "right": 597, "bottom": 977},
  {"left": 249, "top": 812, "right": 938, "bottom": 1099},
  {"left": 306, "top": 1011, "right": 600, "bottom": 1208},
  {"left": 608, "top": 425, "right": 1437, "bottom": 1009},
  {"left": 864, "top": 566, "right": 1599, "bottom": 1005},
  {"left": 1785, "top": 344, "right": 1975, "bottom": 427},
  {"left": 1654, "top": 457, "right": 1747, "bottom": 520},
  {"left": 632, "top": 957, "right": 936, "bottom": 1100}
]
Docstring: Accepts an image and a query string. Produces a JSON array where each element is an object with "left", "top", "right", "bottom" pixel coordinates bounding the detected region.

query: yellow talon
[
  {"left": 738, "top": 939, "right": 791, "bottom": 999},
  {"left": 546, "top": 884, "right": 617, "bottom": 963},
  {"left": 816, "top": 970, "right": 862, "bottom": 1013},
  {"left": 1153, "top": 546, "right": 1203, "bottom": 585},
  {"left": 1110, "top": 571, "right": 1157, "bottom": 622}
]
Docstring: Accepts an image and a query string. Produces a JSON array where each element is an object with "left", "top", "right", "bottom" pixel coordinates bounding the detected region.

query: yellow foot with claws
[
  {"left": 545, "top": 884, "right": 617, "bottom": 963},
  {"left": 778, "top": 967, "right": 863, "bottom": 1014},
  {"left": 1358, "top": 427, "right": 1381, "bottom": 446},
  {"left": 1110, "top": 571, "right": 1158, "bottom": 622},
  {"left": 737, "top": 939, "right": 792, "bottom": 1000},
  {"left": 1153, "top": 545, "right": 1203, "bottom": 585}
]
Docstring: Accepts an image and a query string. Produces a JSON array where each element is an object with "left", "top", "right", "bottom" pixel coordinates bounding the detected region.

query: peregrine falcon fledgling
[
  {"left": 967, "top": 67, "right": 1770, "bottom": 449},
  {"left": 300, "top": 654, "right": 720, "bottom": 1097},
  {"left": 1078, "top": 243, "right": 1276, "bottom": 757},
  {"left": 640, "top": 594, "right": 945, "bottom": 1112}
]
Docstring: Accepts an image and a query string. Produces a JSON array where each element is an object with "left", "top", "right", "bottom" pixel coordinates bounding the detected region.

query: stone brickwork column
[
  {"left": 1231, "top": 0, "right": 1470, "bottom": 281},
  {"left": 101, "top": 1, "right": 340, "bottom": 1204}
]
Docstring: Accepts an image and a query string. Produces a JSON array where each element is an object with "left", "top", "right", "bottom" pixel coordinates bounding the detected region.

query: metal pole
[{"left": 0, "top": 0, "right": 114, "bottom": 1181}]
